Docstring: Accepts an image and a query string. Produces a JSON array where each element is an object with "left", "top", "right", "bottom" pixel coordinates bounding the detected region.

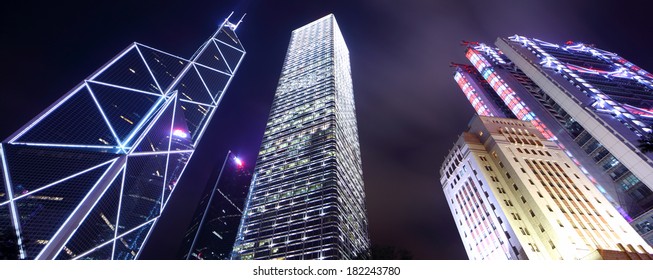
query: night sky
[{"left": 2, "top": 0, "right": 653, "bottom": 260}]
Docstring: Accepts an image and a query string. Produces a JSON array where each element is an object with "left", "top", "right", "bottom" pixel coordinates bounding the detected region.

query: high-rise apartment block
[
  {"left": 0, "top": 15, "right": 245, "bottom": 259},
  {"left": 453, "top": 36, "right": 653, "bottom": 226},
  {"left": 231, "top": 14, "right": 369, "bottom": 260},
  {"left": 440, "top": 115, "right": 653, "bottom": 260}
]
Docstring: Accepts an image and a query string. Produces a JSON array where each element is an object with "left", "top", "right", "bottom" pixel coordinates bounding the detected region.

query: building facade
[
  {"left": 440, "top": 116, "right": 653, "bottom": 260},
  {"left": 0, "top": 15, "right": 245, "bottom": 259},
  {"left": 177, "top": 152, "right": 252, "bottom": 260},
  {"left": 231, "top": 14, "right": 369, "bottom": 260},
  {"left": 453, "top": 37, "right": 653, "bottom": 224}
]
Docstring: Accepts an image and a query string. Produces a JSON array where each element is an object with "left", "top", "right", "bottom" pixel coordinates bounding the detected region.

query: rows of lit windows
[
  {"left": 467, "top": 46, "right": 634, "bottom": 216},
  {"left": 521, "top": 157, "right": 629, "bottom": 250},
  {"left": 233, "top": 16, "right": 367, "bottom": 260},
  {"left": 499, "top": 127, "right": 544, "bottom": 147}
]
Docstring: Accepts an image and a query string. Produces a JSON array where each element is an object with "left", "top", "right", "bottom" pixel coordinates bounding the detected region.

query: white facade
[{"left": 441, "top": 116, "right": 653, "bottom": 259}]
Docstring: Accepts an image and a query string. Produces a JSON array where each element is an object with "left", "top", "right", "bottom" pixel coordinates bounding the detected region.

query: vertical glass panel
[
  {"left": 117, "top": 155, "right": 164, "bottom": 234},
  {"left": 113, "top": 221, "right": 154, "bottom": 260},
  {"left": 195, "top": 41, "right": 231, "bottom": 74},
  {"left": 0, "top": 158, "right": 7, "bottom": 204},
  {"left": 176, "top": 100, "right": 211, "bottom": 143},
  {"left": 14, "top": 165, "right": 109, "bottom": 259},
  {"left": 88, "top": 82, "right": 163, "bottom": 143},
  {"left": 170, "top": 102, "right": 196, "bottom": 151},
  {"left": 92, "top": 46, "right": 161, "bottom": 94},
  {"left": 55, "top": 169, "right": 123, "bottom": 259},
  {"left": 132, "top": 101, "right": 175, "bottom": 154},
  {"left": 215, "top": 40, "right": 244, "bottom": 71},
  {"left": 0, "top": 204, "right": 19, "bottom": 259},
  {"left": 195, "top": 65, "right": 231, "bottom": 101},
  {"left": 4, "top": 145, "right": 117, "bottom": 196},
  {"left": 172, "top": 66, "right": 214, "bottom": 105},
  {"left": 136, "top": 45, "right": 189, "bottom": 94},
  {"left": 163, "top": 152, "right": 191, "bottom": 206},
  {"left": 15, "top": 87, "right": 118, "bottom": 146}
]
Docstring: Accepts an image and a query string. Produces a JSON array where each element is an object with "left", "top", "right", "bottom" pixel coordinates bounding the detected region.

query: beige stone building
[{"left": 440, "top": 115, "right": 653, "bottom": 259}]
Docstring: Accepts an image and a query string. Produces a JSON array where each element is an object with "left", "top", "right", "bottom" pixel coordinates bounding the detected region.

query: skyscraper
[
  {"left": 453, "top": 37, "right": 653, "bottom": 226},
  {"left": 440, "top": 115, "right": 653, "bottom": 260},
  {"left": 0, "top": 14, "right": 245, "bottom": 259},
  {"left": 231, "top": 14, "right": 369, "bottom": 260},
  {"left": 177, "top": 152, "right": 252, "bottom": 260}
]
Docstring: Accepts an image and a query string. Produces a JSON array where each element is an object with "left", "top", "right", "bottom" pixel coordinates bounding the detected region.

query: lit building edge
[
  {"left": 231, "top": 14, "right": 370, "bottom": 260},
  {"left": 0, "top": 14, "right": 245, "bottom": 259}
]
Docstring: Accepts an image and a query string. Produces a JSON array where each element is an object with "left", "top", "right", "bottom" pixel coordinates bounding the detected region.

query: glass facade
[
  {"left": 177, "top": 152, "right": 252, "bottom": 260},
  {"left": 0, "top": 16, "right": 245, "bottom": 259},
  {"left": 231, "top": 14, "right": 369, "bottom": 260}
]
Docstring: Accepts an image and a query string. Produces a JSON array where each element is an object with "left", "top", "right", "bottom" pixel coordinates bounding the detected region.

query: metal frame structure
[{"left": 0, "top": 14, "right": 245, "bottom": 259}]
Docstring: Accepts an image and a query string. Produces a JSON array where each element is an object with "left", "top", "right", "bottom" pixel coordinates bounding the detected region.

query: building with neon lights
[
  {"left": 440, "top": 115, "right": 653, "bottom": 260},
  {"left": 231, "top": 14, "right": 369, "bottom": 260},
  {"left": 0, "top": 14, "right": 245, "bottom": 259},
  {"left": 453, "top": 37, "right": 653, "bottom": 227},
  {"left": 177, "top": 152, "right": 252, "bottom": 260}
]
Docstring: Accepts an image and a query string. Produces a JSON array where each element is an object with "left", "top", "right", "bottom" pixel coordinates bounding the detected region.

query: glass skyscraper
[
  {"left": 177, "top": 152, "right": 252, "bottom": 260},
  {"left": 452, "top": 37, "right": 653, "bottom": 229},
  {"left": 0, "top": 14, "right": 245, "bottom": 259},
  {"left": 231, "top": 14, "right": 369, "bottom": 260}
]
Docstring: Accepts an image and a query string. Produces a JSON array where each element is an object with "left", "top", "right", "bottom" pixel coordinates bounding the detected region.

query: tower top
[{"left": 224, "top": 12, "right": 246, "bottom": 31}]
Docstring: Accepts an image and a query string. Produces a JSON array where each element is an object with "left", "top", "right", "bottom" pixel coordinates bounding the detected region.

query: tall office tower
[
  {"left": 0, "top": 15, "right": 245, "bottom": 259},
  {"left": 231, "top": 14, "right": 369, "bottom": 260},
  {"left": 177, "top": 153, "right": 251, "bottom": 260},
  {"left": 440, "top": 115, "right": 653, "bottom": 260},
  {"left": 452, "top": 38, "right": 653, "bottom": 225}
]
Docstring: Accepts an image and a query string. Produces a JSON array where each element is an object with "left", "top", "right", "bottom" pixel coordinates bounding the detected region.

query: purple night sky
[{"left": 2, "top": 0, "right": 653, "bottom": 259}]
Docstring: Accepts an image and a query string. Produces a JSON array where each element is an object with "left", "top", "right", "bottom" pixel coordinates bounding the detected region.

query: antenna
[
  {"left": 234, "top": 13, "right": 246, "bottom": 31},
  {"left": 225, "top": 11, "right": 235, "bottom": 23}
]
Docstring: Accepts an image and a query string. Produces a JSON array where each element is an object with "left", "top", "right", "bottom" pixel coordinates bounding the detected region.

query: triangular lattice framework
[{"left": 0, "top": 17, "right": 245, "bottom": 259}]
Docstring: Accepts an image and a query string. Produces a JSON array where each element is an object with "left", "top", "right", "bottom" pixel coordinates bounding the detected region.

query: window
[{"left": 529, "top": 209, "right": 535, "bottom": 217}]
